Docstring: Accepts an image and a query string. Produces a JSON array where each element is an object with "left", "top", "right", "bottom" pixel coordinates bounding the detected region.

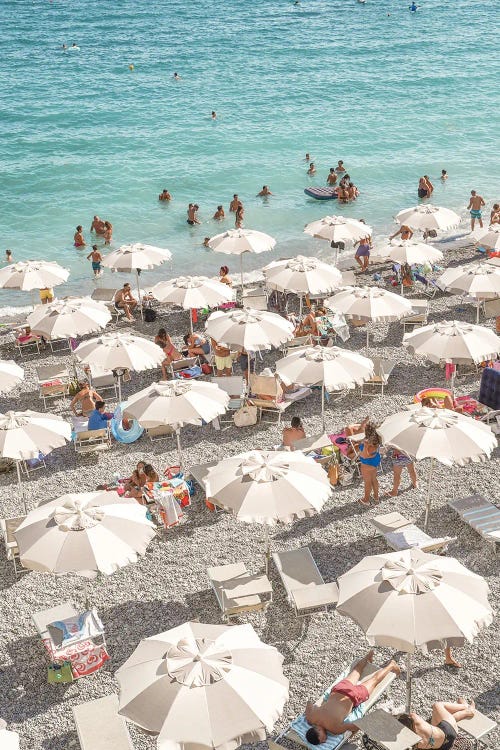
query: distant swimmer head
[{"left": 129, "top": 64, "right": 134, "bottom": 71}]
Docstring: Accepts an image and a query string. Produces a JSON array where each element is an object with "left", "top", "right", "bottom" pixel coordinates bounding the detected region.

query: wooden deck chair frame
[
  {"left": 74, "top": 427, "right": 111, "bottom": 454},
  {"left": 1, "top": 516, "right": 27, "bottom": 578},
  {"left": 73, "top": 694, "right": 133, "bottom": 750},
  {"left": 207, "top": 562, "right": 272, "bottom": 621},
  {"left": 272, "top": 546, "right": 339, "bottom": 617}
]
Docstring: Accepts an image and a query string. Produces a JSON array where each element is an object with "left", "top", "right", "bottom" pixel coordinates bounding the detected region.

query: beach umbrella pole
[
  {"left": 240, "top": 256, "right": 244, "bottom": 295},
  {"left": 264, "top": 525, "right": 270, "bottom": 575},
  {"left": 16, "top": 461, "right": 27, "bottom": 514},
  {"left": 84, "top": 578, "right": 90, "bottom": 611},
  {"left": 366, "top": 327, "right": 370, "bottom": 351},
  {"left": 136, "top": 269, "right": 144, "bottom": 321},
  {"left": 321, "top": 383, "right": 326, "bottom": 432},
  {"left": 117, "top": 372, "right": 123, "bottom": 403},
  {"left": 424, "top": 457, "right": 434, "bottom": 531},
  {"left": 405, "top": 653, "right": 412, "bottom": 712},
  {"left": 176, "top": 429, "right": 183, "bottom": 471}
]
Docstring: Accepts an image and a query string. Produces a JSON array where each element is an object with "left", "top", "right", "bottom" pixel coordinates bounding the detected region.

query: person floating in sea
[
  {"left": 307, "top": 162, "right": 316, "bottom": 175},
  {"left": 5, "top": 249, "right": 12, "bottom": 262},
  {"left": 159, "top": 189, "right": 172, "bottom": 201},
  {"left": 173, "top": 72, "right": 181, "bottom": 80},
  {"left": 213, "top": 205, "right": 225, "bottom": 220},
  {"left": 229, "top": 194, "right": 240, "bottom": 212},
  {"left": 187, "top": 203, "right": 201, "bottom": 225},
  {"left": 90, "top": 215, "right": 106, "bottom": 235},
  {"left": 203, "top": 237, "right": 211, "bottom": 247},
  {"left": 74, "top": 225, "right": 86, "bottom": 248},
  {"left": 441, "top": 169, "right": 448, "bottom": 181},
  {"left": 62, "top": 43, "right": 67, "bottom": 51},
  {"left": 305, "top": 152, "right": 311, "bottom": 162},
  {"left": 327, "top": 168, "right": 338, "bottom": 185},
  {"left": 211, "top": 111, "right": 217, "bottom": 119},
  {"left": 87, "top": 245, "right": 103, "bottom": 278},
  {"left": 257, "top": 185, "right": 273, "bottom": 197},
  {"left": 468, "top": 190, "right": 486, "bottom": 230}
]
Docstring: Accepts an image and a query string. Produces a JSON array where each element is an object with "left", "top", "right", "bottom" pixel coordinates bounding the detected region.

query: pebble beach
[{"left": 0, "top": 239, "right": 498, "bottom": 750}]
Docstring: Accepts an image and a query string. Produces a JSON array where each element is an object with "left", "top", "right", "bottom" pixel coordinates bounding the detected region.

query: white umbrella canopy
[
  {"left": 473, "top": 224, "right": 500, "bottom": 251},
  {"left": 263, "top": 255, "right": 343, "bottom": 296},
  {"left": 15, "top": 491, "right": 155, "bottom": 577},
  {"left": 206, "top": 308, "right": 294, "bottom": 352},
  {"left": 151, "top": 275, "right": 235, "bottom": 332},
  {"left": 276, "top": 345, "right": 374, "bottom": 430},
  {"left": 337, "top": 547, "right": 493, "bottom": 710},
  {"left": 438, "top": 262, "right": 500, "bottom": 299},
  {"left": 0, "top": 411, "right": 71, "bottom": 512},
  {"left": 378, "top": 406, "right": 497, "bottom": 529},
  {"left": 117, "top": 621, "right": 289, "bottom": 750},
  {"left": 325, "top": 286, "right": 412, "bottom": 348},
  {"left": 304, "top": 215, "right": 372, "bottom": 244},
  {"left": 0, "top": 723, "right": 19, "bottom": 750},
  {"left": 74, "top": 332, "right": 165, "bottom": 401},
  {"left": 124, "top": 380, "right": 229, "bottom": 468},
  {"left": 395, "top": 205, "right": 461, "bottom": 231},
  {"left": 373, "top": 239, "right": 444, "bottom": 266},
  {"left": 0, "top": 360, "right": 24, "bottom": 394},
  {"left": 208, "top": 229, "right": 276, "bottom": 289},
  {"left": 26, "top": 296, "right": 111, "bottom": 339},
  {"left": 0, "top": 260, "right": 69, "bottom": 291}
]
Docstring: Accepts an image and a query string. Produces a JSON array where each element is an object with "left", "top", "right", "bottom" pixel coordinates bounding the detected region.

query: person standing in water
[
  {"left": 468, "top": 190, "right": 486, "bottom": 230},
  {"left": 389, "top": 224, "right": 413, "bottom": 241},
  {"left": 229, "top": 194, "right": 240, "bottom": 212},
  {"left": 87, "top": 245, "right": 103, "bottom": 278},
  {"left": 327, "top": 168, "right": 338, "bottom": 185},
  {"left": 74, "top": 225, "right": 86, "bottom": 247},
  {"left": 5, "top": 249, "right": 12, "bottom": 262},
  {"left": 441, "top": 169, "right": 448, "bottom": 180},
  {"left": 257, "top": 185, "right": 273, "bottom": 196}
]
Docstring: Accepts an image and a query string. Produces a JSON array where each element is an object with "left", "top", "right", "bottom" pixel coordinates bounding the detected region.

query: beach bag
[
  {"left": 339, "top": 465, "right": 354, "bottom": 486},
  {"left": 47, "top": 661, "right": 73, "bottom": 684},
  {"left": 144, "top": 307, "right": 157, "bottom": 323},
  {"left": 233, "top": 405, "right": 257, "bottom": 427}
]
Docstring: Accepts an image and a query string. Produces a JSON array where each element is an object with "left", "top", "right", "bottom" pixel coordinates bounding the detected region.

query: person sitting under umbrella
[
  {"left": 282, "top": 416, "right": 306, "bottom": 450},
  {"left": 115, "top": 283, "right": 138, "bottom": 321},
  {"left": 398, "top": 699, "right": 476, "bottom": 750},
  {"left": 294, "top": 307, "right": 322, "bottom": 337},
  {"left": 184, "top": 332, "right": 210, "bottom": 359},
  {"left": 70, "top": 381, "right": 104, "bottom": 417},
  {"left": 88, "top": 400, "right": 114, "bottom": 431},
  {"left": 305, "top": 651, "right": 400, "bottom": 742}
]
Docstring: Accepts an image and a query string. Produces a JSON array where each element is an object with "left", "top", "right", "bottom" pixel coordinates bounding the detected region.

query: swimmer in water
[
  {"left": 409, "top": 2, "right": 417, "bottom": 10},
  {"left": 213, "top": 205, "right": 225, "bottom": 220},
  {"left": 336, "top": 160, "right": 346, "bottom": 173},
  {"left": 62, "top": 43, "right": 67, "bottom": 51},
  {"left": 74, "top": 225, "right": 86, "bottom": 247},
  {"left": 305, "top": 153, "right": 311, "bottom": 162},
  {"left": 327, "top": 168, "right": 338, "bottom": 186},
  {"left": 87, "top": 245, "right": 103, "bottom": 278},
  {"left": 159, "top": 189, "right": 172, "bottom": 201},
  {"left": 203, "top": 237, "right": 211, "bottom": 247},
  {"left": 187, "top": 204, "right": 201, "bottom": 225},
  {"left": 307, "top": 163, "right": 317, "bottom": 175},
  {"left": 229, "top": 194, "right": 240, "bottom": 212},
  {"left": 257, "top": 185, "right": 273, "bottom": 196},
  {"left": 211, "top": 111, "right": 217, "bottom": 119},
  {"left": 90, "top": 215, "right": 106, "bottom": 235},
  {"left": 441, "top": 169, "right": 448, "bottom": 181},
  {"left": 71, "top": 43, "right": 79, "bottom": 49},
  {"left": 173, "top": 72, "right": 181, "bottom": 80},
  {"left": 103, "top": 221, "right": 113, "bottom": 245},
  {"left": 5, "top": 249, "right": 12, "bottom": 262}
]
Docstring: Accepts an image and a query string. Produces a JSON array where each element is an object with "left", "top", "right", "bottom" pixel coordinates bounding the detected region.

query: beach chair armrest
[{"left": 291, "top": 583, "right": 339, "bottom": 613}]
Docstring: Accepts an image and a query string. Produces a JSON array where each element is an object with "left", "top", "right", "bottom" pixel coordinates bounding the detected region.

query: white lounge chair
[
  {"left": 73, "top": 694, "right": 133, "bottom": 750},
  {"left": 74, "top": 427, "right": 111, "bottom": 454},
  {"left": 91, "top": 288, "right": 123, "bottom": 322},
  {"left": 0, "top": 516, "right": 27, "bottom": 577},
  {"left": 248, "top": 373, "right": 291, "bottom": 424},
  {"left": 360, "top": 358, "right": 397, "bottom": 397},
  {"left": 354, "top": 709, "right": 421, "bottom": 750},
  {"left": 211, "top": 375, "right": 246, "bottom": 424},
  {"left": 273, "top": 660, "right": 396, "bottom": 750},
  {"left": 272, "top": 547, "right": 338, "bottom": 616},
  {"left": 371, "top": 512, "right": 456, "bottom": 554},
  {"left": 86, "top": 363, "right": 118, "bottom": 400},
  {"left": 146, "top": 424, "right": 176, "bottom": 443},
  {"left": 169, "top": 356, "right": 201, "bottom": 379},
  {"left": 400, "top": 299, "right": 429, "bottom": 332},
  {"left": 457, "top": 707, "right": 497, "bottom": 748},
  {"left": 207, "top": 562, "right": 272, "bottom": 621},
  {"left": 448, "top": 495, "right": 500, "bottom": 551},
  {"left": 36, "top": 364, "right": 71, "bottom": 408},
  {"left": 32, "top": 602, "right": 79, "bottom": 639}
]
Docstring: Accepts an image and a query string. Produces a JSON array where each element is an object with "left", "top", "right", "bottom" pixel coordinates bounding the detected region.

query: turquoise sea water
[{"left": 0, "top": 0, "right": 498, "bottom": 309}]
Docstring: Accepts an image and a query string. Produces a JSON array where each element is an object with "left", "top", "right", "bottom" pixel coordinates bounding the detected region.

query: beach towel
[
  {"left": 47, "top": 609, "right": 104, "bottom": 648},
  {"left": 290, "top": 668, "right": 369, "bottom": 750},
  {"left": 43, "top": 637, "right": 109, "bottom": 679}
]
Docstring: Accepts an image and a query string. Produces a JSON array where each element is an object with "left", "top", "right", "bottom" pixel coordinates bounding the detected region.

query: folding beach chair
[
  {"left": 360, "top": 358, "right": 397, "bottom": 397},
  {"left": 272, "top": 547, "right": 339, "bottom": 617},
  {"left": 211, "top": 375, "right": 246, "bottom": 424},
  {"left": 169, "top": 356, "right": 202, "bottom": 379},
  {"left": 400, "top": 298, "right": 429, "bottom": 332},
  {"left": 281, "top": 334, "right": 313, "bottom": 355},
  {"left": 87, "top": 363, "right": 118, "bottom": 400},
  {"left": 0, "top": 516, "right": 27, "bottom": 577},
  {"left": 457, "top": 707, "right": 498, "bottom": 749},
  {"left": 146, "top": 425, "right": 176, "bottom": 443},
  {"left": 36, "top": 364, "right": 71, "bottom": 408},
  {"left": 371, "top": 512, "right": 456, "bottom": 554},
  {"left": 73, "top": 694, "right": 133, "bottom": 750},
  {"left": 15, "top": 328, "right": 41, "bottom": 356},
  {"left": 74, "top": 427, "right": 111, "bottom": 455},
  {"left": 448, "top": 495, "right": 500, "bottom": 551},
  {"left": 207, "top": 562, "right": 272, "bottom": 621},
  {"left": 354, "top": 709, "right": 421, "bottom": 750},
  {"left": 248, "top": 373, "right": 291, "bottom": 424},
  {"left": 91, "top": 288, "right": 123, "bottom": 322}
]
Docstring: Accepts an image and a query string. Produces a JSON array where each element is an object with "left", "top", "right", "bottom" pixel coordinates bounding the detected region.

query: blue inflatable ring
[{"left": 111, "top": 403, "right": 144, "bottom": 443}]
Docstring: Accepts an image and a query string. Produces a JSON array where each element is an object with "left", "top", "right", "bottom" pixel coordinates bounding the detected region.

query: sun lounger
[
  {"left": 146, "top": 425, "right": 176, "bottom": 443},
  {"left": 248, "top": 374, "right": 291, "bottom": 424},
  {"left": 74, "top": 427, "right": 111, "bottom": 454},
  {"left": 211, "top": 375, "right": 246, "bottom": 424},
  {"left": 87, "top": 364, "right": 118, "bottom": 400},
  {"left": 91, "top": 288, "right": 123, "bottom": 322},
  {"left": 400, "top": 299, "right": 429, "bottom": 332},
  {"left": 360, "top": 358, "right": 397, "bottom": 397},
  {"left": 274, "top": 660, "right": 396, "bottom": 750},
  {"left": 272, "top": 547, "right": 338, "bottom": 616},
  {"left": 36, "top": 364, "right": 71, "bottom": 408},
  {"left": 0, "top": 516, "right": 27, "bottom": 577},
  {"left": 354, "top": 709, "right": 421, "bottom": 750},
  {"left": 15, "top": 329, "right": 41, "bottom": 356},
  {"left": 207, "top": 562, "right": 272, "bottom": 621},
  {"left": 371, "top": 512, "right": 456, "bottom": 554},
  {"left": 33, "top": 602, "right": 80, "bottom": 638},
  {"left": 282, "top": 334, "right": 314, "bottom": 354},
  {"left": 73, "top": 694, "right": 133, "bottom": 750},
  {"left": 169, "top": 356, "right": 202, "bottom": 379},
  {"left": 457, "top": 708, "right": 497, "bottom": 748},
  {"left": 448, "top": 495, "right": 500, "bottom": 551}
]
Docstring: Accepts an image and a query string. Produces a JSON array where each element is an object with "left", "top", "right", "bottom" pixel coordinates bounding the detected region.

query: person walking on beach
[
  {"left": 74, "top": 225, "right": 86, "bottom": 247},
  {"left": 229, "top": 194, "right": 240, "bottom": 213},
  {"left": 90, "top": 215, "right": 106, "bottom": 235},
  {"left": 213, "top": 205, "right": 225, "bottom": 220},
  {"left": 468, "top": 190, "right": 486, "bottom": 230},
  {"left": 87, "top": 245, "right": 103, "bottom": 278},
  {"left": 327, "top": 168, "right": 338, "bottom": 185},
  {"left": 187, "top": 204, "right": 200, "bottom": 225},
  {"left": 354, "top": 235, "right": 372, "bottom": 272}
]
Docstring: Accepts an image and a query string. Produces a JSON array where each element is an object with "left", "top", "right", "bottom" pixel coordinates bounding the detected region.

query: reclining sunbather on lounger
[
  {"left": 304, "top": 651, "right": 400, "bottom": 742},
  {"left": 398, "top": 698, "right": 475, "bottom": 750}
]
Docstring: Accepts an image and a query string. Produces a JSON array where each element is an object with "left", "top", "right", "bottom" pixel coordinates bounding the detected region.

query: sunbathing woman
[
  {"left": 125, "top": 461, "right": 147, "bottom": 499},
  {"left": 398, "top": 698, "right": 476, "bottom": 750},
  {"left": 421, "top": 395, "right": 463, "bottom": 413},
  {"left": 294, "top": 308, "right": 319, "bottom": 337},
  {"left": 357, "top": 422, "right": 382, "bottom": 507}
]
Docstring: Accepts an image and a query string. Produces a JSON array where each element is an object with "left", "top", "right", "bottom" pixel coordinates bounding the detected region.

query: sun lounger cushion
[
  {"left": 47, "top": 609, "right": 104, "bottom": 648},
  {"left": 290, "top": 668, "right": 370, "bottom": 750}
]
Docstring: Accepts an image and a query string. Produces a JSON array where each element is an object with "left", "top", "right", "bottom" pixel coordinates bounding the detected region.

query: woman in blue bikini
[{"left": 357, "top": 422, "right": 381, "bottom": 507}]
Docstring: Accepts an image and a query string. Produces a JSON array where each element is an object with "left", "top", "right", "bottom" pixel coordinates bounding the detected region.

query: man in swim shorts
[
  {"left": 211, "top": 338, "right": 233, "bottom": 376},
  {"left": 39, "top": 287, "right": 54, "bottom": 305},
  {"left": 115, "top": 283, "right": 137, "bottom": 321},
  {"left": 467, "top": 190, "right": 486, "bottom": 230},
  {"left": 87, "top": 245, "right": 103, "bottom": 277},
  {"left": 229, "top": 194, "right": 240, "bottom": 213},
  {"left": 305, "top": 652, "right": 400, "bottom": 742},
  {"left": 90, "top": 215, "right": 106, "bottom": 235},
  {"left": 187, "top": 203, "right": 200, "bottom": 225}
]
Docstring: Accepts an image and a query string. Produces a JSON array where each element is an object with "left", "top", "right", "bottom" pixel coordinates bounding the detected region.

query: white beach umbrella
[
  {"left": 276, "top": 345, "right": 374, "bottom": 431},
  {"left": 263, "top": 255, "right": 342, "bottom": 296},
  {"left": 325, "top": 286, "right": 412, "bottom": 348},
  {"left": 337, "top": 547, "right": 493, "bottom": 710},
  {"left": 0, "top": 723, "right": 19, "bottom": 750},
  {"left": 374, "top": 239, "right": 444, "bottom": 266},
  {"left": 26, "top": 296, "right": 111, "bottom": 339},
  {"left": 304, "top": 215, "right": 372, "bottom": 246},
  {"left": 151, "top": 275, "right": 235, "bottom": 331},
  {"left": 101, "top": 243, "right": 172, "bottom": 318},
  {"left": 0, "top": 360, "right": 24, "bottom": 394},
  {"left": 74, "top": 332, "right": 165, "bottom": 401},
  {"left": 15, "top": 491, "right": 155, "bottom": 602},
  {"left": 206, "top": 308, "right": 294, "bottom": 352},
  {"left": 117, "top": 621, "right": 289, "bottom": 750},
  {"left": 473, "top": 224, "right": 500, "bottom": 251},
  {"left": 205, "top": 450, "right": 331, "bottom": 570},
  {"left": 0, "top": 260, "right": 69, "bottom": 292},
  {"left": 377, "top": 406, "right": 497, "bottom": 530},
  {"left": 403, "top": 320, "right": 500, "bottom": 391},
  {"left": 208, "top": 229, "right": 276, "bottom": 289},
  {"left": 438, "top": 263, "right": 500, "bottom": 321},
  {"left": 0, "top": 411, "right": 71, "bottom": 513},
  {"left": 123, "top": 380, "right": 229, "bottom": 468},
  {"left": 395, "top": 205, "right": 461, "bottom": 232}
]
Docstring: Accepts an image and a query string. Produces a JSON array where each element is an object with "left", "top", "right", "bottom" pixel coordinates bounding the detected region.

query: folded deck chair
[
  {"left": 371, "top": 512, "right": 456, "bottom": 554},
  {"left": 448, "top": 495, "right": 500, "bottom": 550},
  {"left": 457, "top": 708, "right": 497, "bottom": 748},
  {"left": 74, "top": 428, "right": 111, "bottom": 454},
  {"left": 282, "top": 334, "right": 313, "bottom": 354},
  {"left": 274, "top": 660, "right": 396, "bottom": 750},
  {"left": 73, "top": 694, "right": 133, "bottom": 750},
  {"left": 360, "top": 358, "right": 397, "bottom": 397},
  {"left": 208, "top": 562, "right": 272, "bottom": 621},
  {"left": 248, "top": 373, "right": 291, "bottom": 424},
  {"left": 272, "top": 547, "right": 338, "bottom": 616},
  {"left": 36, "top": 364, "right": 71, "bottom": 408},
  {"left": 32, "top": 602, "right": 80, "bottom": 638},
  {"left": 400, "top": 299, "right": 429, "bottom": 332}
]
